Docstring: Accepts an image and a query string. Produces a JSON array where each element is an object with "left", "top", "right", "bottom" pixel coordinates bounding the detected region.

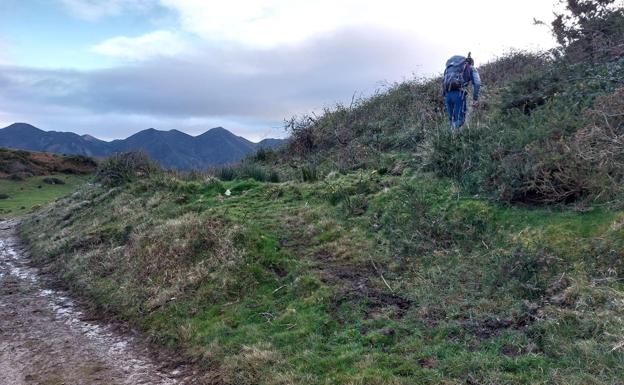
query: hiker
[{"left": 442, "top": 53, "right": 481, "bottom": 130}]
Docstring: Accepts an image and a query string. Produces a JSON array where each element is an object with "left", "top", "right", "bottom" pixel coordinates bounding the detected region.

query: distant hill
[
  {"left": 0, "top": 123, "right": 284, "bottom": 170},
  {"left": 0, "top": 123, "right": 110, "bottom": 157},
  {"left": 0, "top": 147, "right": 97, "bottom": 178}
]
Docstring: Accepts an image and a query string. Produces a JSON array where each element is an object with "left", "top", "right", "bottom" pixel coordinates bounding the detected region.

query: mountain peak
[
  {"left": 207, "top": 126, "right": 228, "bottom": 133},
  {"left": 4, "top": 122, "right": 43, "bottom": 133}
]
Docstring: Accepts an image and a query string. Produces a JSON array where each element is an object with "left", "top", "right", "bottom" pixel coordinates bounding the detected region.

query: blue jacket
[{"left": 443, "top": 55, "right": 481, "bottom": 101}]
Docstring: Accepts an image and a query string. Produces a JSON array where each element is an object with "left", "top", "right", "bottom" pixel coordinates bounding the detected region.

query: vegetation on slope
[
  {"left": 0, "top": 173, "right": 91, "bottom": 216},
  {"left": 19, "top": 1, "right": 624, "bottom": 384},
  {"left": 21, "top": 163, "right": 624, "bottom": 384},
  {"left": 0, "top": 148, "right": 96, "bottom": 216},
  {"left": 0, "top": 147, "right": 97, "bottom": 178}
]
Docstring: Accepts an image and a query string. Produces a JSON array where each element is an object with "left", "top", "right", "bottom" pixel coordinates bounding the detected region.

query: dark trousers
[{"left": 445, "top": 90, "right": 467, "bottom": 129}]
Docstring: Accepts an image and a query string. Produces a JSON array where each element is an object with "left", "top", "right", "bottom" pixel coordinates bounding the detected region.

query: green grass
[
  {"left": 18, "top": 172, "right": 624, "bottom": 384},
  {"left": 0, "top": 174, "right": 91, "bottom": 217}
]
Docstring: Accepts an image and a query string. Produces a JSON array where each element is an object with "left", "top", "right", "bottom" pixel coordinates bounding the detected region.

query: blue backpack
[{"left": 443, "top": 55, "right": 471, "bottom": 92}]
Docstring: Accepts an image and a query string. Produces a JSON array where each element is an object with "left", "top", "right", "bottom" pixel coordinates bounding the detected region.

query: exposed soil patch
[
  {"left": 0, "top": 220, "right": 199, "bottom": 385},
  {"left": 418, "top": 357, "right": 439, "bottom": 369},
  {"left": 460, "top": 317, "right": 514, "bottom": 339},
  {"left": 316, "top": 259, "right": 412, "bottom": 319}
]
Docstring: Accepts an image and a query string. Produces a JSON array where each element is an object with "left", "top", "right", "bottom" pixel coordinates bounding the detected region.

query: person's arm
[{"left": 471, "top": 68, "right": 481, "bottom": 101}]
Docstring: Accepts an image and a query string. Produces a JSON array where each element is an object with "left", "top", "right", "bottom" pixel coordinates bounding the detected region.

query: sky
[{"left": 0, "top": 0, "right": 560, "bottom": 141}]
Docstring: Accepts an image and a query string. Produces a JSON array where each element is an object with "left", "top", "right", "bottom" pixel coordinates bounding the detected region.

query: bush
[
  {"left": 377, "top": 178, "right": 493, "bottom": 262},
  {"left": 43, "top": 177, "right": 65, "bottom": 185},
  {"left": 252, "top": 147, "right": 276, "bottom": 162},
  {"left": 216, "top": 166, "right": 237, "bottom": 181},
  {"left": 214, "top": 163, "right": 280, "bottom": 183},
  {"left": 343, "top": 193, "right": 368, "bottom": 216},
  {"left": 500, "top": 70, "right": 563, "bottom": 115},
  {"left": 478, "top": 50, "right": 550, "bottom": 87},
  {"left": 551, "top": 0, "right": 624, "bottom": 62},
  {"left": 203, "top": 177, "right": 226, "bottom": 196},
  {"left": 300, "top": 164, "right": 319, "bottom": 182},
  {"left": 268, "top": 171, "right": 280, "bottom": 183},
  {"left": 95, "top": 151, "right": 160, "bottom": 187},
  {"left": 65, "top": 154, "right": 98, "bottom": 170},
  {"left": 8, "top": 173, "right": 25, "bottom": 181},
  {"left": 495, "top": 86, "right": 624, "bottom": 203},
  {"left": 238, "top": 164, "right": 270, "bottom": 182}
]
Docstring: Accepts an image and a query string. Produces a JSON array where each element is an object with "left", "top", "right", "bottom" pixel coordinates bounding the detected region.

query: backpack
[{"left": 443, "top": 55, "right": 471, "bottom": 92}]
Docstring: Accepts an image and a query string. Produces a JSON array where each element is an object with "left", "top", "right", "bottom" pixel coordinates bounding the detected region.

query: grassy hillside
[
  {"left": 0, "top": 147, "right": 97, "bottom": 178},
  {"left": 0, "top": 174, "right": 91, "bottom": 216},
  {"left": 0, "top": 148, "right": 95, "bottom": 217},
  {"left": 20, "top": 166, "right": 624, "bottom": 384},
  {"left": 19, "top": 3, "right": 624, "bottom": 384}
]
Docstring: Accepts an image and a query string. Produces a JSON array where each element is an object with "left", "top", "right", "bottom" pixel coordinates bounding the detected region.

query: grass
[
  {"left": 18, "top": 171, "right": 624, "bottom": 384},
  {"left": 0, "top": 174, "right": 91, "bottom": 217}
]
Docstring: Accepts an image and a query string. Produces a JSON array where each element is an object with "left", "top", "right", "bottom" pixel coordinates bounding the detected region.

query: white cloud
[
  {"left": 92, "top": 30, "right": 191, "bottom": 60},
  {"left": 60, "top": 0, "right": 154, "bottom": 21},
  {"left": 158, "top": 0, "right": 559, "bottom": 57},
  {"left": 159, "top": 0, "right": 363, "bottom": 46}
]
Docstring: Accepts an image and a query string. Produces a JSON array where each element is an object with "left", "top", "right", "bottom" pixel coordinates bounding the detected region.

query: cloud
[
  {"left": 158, "top": 0, "right": 557, "bottom": 53},
  {"left": 0, "top": 26, "right": 440, "bottom": 140},
  {"left": 59, "top": 0, "right": 154, "bottom": 21},
  {"left": 158, "top": 0, "right": 365, "bottom": 46},
  {"left": 92, "top": 30, "right": 191, "bottom": 61}
]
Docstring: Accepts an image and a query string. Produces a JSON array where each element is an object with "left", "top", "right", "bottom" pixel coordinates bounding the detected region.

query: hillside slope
[
  {"left": 19, "top": 4, "right": 624, "bottom": 384},
  {"left": 0, "top": 147, "right": 97, "bottom": 178},
  {"left": 0, "top": 148, "right": 95, "bottom": 216},
  {"left": 20, "top": 167, "right": 624, "bottom": 384}
]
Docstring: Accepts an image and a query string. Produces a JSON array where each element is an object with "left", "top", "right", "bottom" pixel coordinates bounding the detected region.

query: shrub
[
  {"left": 8, "top": 173, "right": 25, "bottom": 181},
  {"left": 377, "top": 178, "right": 493, "bottom": 263},
  {"left": 478, "top": 50, "right": 551, "bottom": 87},
  {"left": 238, "top": 164, "right": 270, "bottom": 182},
  {"left": 300, "top": 163, "right": 319, "bottom": 182},
  {"left": 495, "top": 86, "right": 624, "bottom": 203},
  {"left": 66, "top": 154, "right": 97, "bottom": 166},
  {"left": 252, "top": 147, "right": 276, "bottom": 162},
  {"left": 95, "top": 151, "right": 160, "bottom": 187},
  {"left": 500, "top": 70, "right": 563, "bottom": 115},
  {"left": 216, "top": 166, "right": 237, "bottom": 181},
  {"left": 203, "top": 177, "right": 226, "bottom": 196},
  {"left": 43, "top": 177, "right": 65, "bottom": 185},
  {"left": 551, "top": 0, "right": 624, "bottom": 62},
  {"left": 343, "top": 193, "right": 368, "bottom": 216},
  {"left": 268, "top": 171, "right": 280, "bottom": 183},
  {"left": 214, "top": 163, "right": 280, "bottom": 183}
]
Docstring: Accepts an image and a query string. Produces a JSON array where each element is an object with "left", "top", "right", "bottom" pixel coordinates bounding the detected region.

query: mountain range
[{"left": 0, "top": 123, "right": 284, "bottom": 170}]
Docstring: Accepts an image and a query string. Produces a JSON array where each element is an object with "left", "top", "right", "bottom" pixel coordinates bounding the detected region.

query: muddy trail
[{"left": 0, "top": 220, "right": 199, "bottom": 385}]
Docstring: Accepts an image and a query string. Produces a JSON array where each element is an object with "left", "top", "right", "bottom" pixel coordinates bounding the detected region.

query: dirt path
[{"left": 0, "top": 220, "right": 197, "bottom": 385}]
